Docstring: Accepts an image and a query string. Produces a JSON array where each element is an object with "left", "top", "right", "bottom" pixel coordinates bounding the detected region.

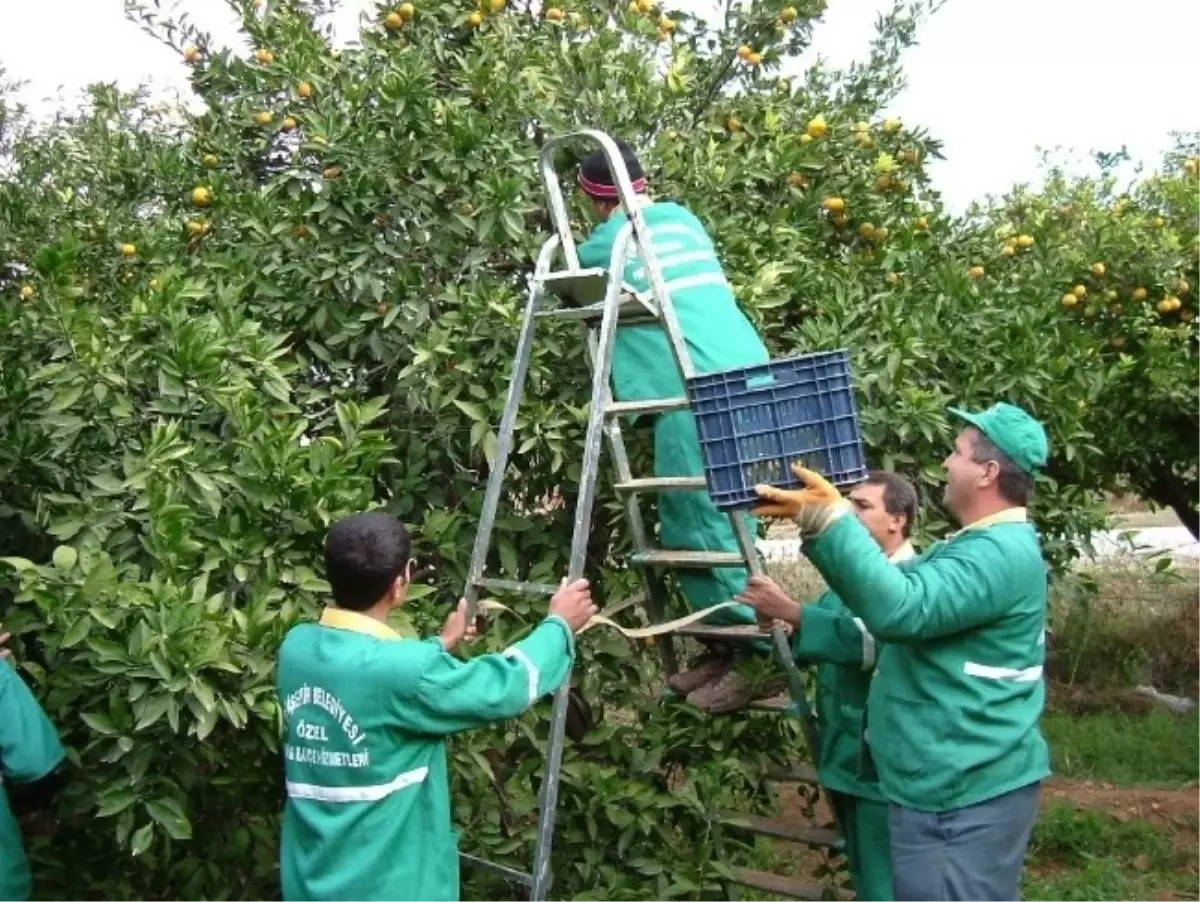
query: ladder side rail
[
  {"left": 528, "top": 222, "right": 638, "bottom": 901},
  {"left": 728, "top": 516, "right": 843, "bottom": 847},
  {"left": 463, "top": 235, "right": 560, "bottom": 622},
  {"left": 586, "top": 329, "right": 680, "bottom": 677},
  {"left": 537, "top": 128, "right": 645, "bottom": 273}
]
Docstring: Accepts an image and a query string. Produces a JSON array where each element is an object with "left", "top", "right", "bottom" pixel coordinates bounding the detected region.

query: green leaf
[
  {"left": 52, "top": 545, "right": 78, "bottom": 570},
  {"left": 82, "top": 711, "right": 119, "bottom": 736},
  {"left": 0, "top": 557, "right": 36, "bottom": 572},
  {"left": 130, "top": 822, "right": 154, "bottom": 856},
  {"left": 49, "top": 385, "right": 84, "bottom": 412},
  {"left": 87, "top": 472, "right": 125, "bottom": 493},
  {"left": 135, "top": 694, "right": 172, "bottom": 731},
  {"left": 62, "top": 614, "right": 91, "bottom": 648},
  {"left": 146, "top": 798, "right": 193, "bottom": 840},
  {"left": 452, "top": 399, "right": 488, "bottom": 423},
  {"left": 96, "top": 789, "right": 138, "bottom": 818}
]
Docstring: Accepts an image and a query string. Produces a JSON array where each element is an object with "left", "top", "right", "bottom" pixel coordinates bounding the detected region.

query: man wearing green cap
[{"left": 751, "top": 402, "right": 1052, "bottom": 902}]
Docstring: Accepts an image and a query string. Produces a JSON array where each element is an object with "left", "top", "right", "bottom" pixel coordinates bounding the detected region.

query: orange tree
[
  {"left": 0, "top": 0, "right": 1187, "bottom": 898},
  {"left": 961, "top": 142, "right": 1199, "bottom": 536}
]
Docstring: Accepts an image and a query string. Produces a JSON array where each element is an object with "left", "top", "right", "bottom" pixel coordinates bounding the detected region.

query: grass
[
  {"left": 1043, "top": 707, "right": 1200, "bottom": 786},
  {"left": 1029, "top": 561, "right": 1198, "bottom": 900}
]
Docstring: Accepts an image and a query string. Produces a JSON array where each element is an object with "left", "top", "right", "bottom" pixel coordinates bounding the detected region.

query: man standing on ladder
[
  {"left": 739, "top": 470, "right": 921, "bottom": 901},
  {"left": 574, "top": 139, "right": 778, "bottom": 713},
  {"left": 752, "top": 403, "right": 1052, "bottom": 902}
]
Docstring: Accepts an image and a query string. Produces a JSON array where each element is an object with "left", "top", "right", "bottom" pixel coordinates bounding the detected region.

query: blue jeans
[{"left": 889, "top": 782, "right": 1041, "bottom": 901}]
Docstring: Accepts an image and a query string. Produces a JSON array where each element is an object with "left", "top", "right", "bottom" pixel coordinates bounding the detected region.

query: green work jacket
[
  {"left": 0, "top": 658, "right": 66, "bottom": 901},
  {"left": 276, "top": 607, "right": 575, "bottom": 901},
  {"left": 803, "top": 509, "right": 1051, "bottom": 812},
  {"left": 793, "top": 542, "right": 914, "bottom": 802},
  {"left": 576, "top": 200, "right": 769, "bottom": 617}
]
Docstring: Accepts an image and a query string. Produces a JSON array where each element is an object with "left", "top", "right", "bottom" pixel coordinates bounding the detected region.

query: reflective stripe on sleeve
[
  {"left": 852, "top": 617, "right": 876, "bottom": 670},
  {"left": 963, "top": 661, "right": 1043, "bottom": 682},
  {"left": 503, "top": 646, "right": 539, "bottom": 706}
]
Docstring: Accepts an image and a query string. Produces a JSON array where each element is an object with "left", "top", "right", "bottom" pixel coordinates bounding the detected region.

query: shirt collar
[
  {"left": 889, "top": 541, "right": 916, "bottom": 563},
  {"left": 949, "top": 507, "right": 1028, "bottom": 540},
  {"left": 319, "top": 606, "right": 401, "bottom": 641}
]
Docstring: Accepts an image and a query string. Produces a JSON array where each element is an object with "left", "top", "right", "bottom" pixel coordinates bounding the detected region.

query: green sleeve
[
  {"left": 803, "top": 515, "right": 1016, "bottom": 643},
  {"left": 792, "top": 599, "right": 875, "bottom": 670},
  {"left": 0, "top": 659, "right": 65, "bottom": 783},
  {"left": 392, "top": 617, "right": 575, "bottom": 735}
]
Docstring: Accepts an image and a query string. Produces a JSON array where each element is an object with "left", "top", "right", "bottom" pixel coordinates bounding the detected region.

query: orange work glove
[{"left": 753, "top": 463, "right": 850, "bottom": 538}]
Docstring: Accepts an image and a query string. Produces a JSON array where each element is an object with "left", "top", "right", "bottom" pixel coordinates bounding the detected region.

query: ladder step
[
  {"left": 719, "top": 814, "right": 842, "bottom": 850},
  {"left": 606, "top": 397, "right": 690, "bottom": 417},
  {"left": 614, "top": 477, "right": 707, "bottom": 493},
  {"left": 631, "top": 551, "right": 746, "bottom": 569},
  {"left": 765, "top": 762, "right": 820, "bottom": 784},
  {"left": 474, "top": 577, "right": 560, "bottom": 597},
  {"left": 536, "top": 298, "right": 659, "bottom": 324},
  {"left": 539, "top": 267, "right": 611, "bottom": 306},
  {"left": 674, "top": 623, "right": 769, "bottom": 641},
  {"left": 729, "top": 867, "right": 827, "bottom": 900},
  {"left": 750, "top": 695, "right": 792, "bottom": 712},
  {"left": 458, "top": 852, "right": 532, "bottom": 886}
]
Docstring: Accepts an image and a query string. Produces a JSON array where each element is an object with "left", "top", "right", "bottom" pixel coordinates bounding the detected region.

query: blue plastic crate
[{"left": 687, "top": 349, "right": 868, "bottom": 511}]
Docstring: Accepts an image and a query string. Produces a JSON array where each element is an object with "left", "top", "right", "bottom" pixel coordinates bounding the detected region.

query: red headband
[{"left": 578, "top": 172, "right": 647, "bottom": 198}]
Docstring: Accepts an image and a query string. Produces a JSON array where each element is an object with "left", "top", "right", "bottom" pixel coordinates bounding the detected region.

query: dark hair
[
  {"left": 969, "top": 431, "right": 1035, "bottom": 506},
  {"left": 324, "top": 512, "right": 412, "bottom": 611},
  {"left": 865, "top": 470, "right": 919, "bottom": 538}
]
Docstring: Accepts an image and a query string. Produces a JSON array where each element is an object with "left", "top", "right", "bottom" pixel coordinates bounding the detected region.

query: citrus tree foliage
[
  {"left": 963, "top": 143, "right": 1199, "bottom": 536},
  {"left": 0, "top": 0, "right": 1192, "bottom": 898}
]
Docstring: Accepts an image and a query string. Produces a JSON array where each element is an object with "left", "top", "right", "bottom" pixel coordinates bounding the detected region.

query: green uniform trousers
[{"left": 831, "top": 791, "right": 893, "bottom": 901}]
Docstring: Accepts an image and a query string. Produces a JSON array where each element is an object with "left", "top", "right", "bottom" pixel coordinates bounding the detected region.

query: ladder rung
[
  {"left": 614, "top": 477, "right": 707, "bottom": 493},
  {"left": 539, "top": 268, "right": 611, "bottom": 306},
  {"left": 535, "top": 299, "right": 658, "bottom": 323},
  {"left": 729, "top": 867, "right": 826, "bottom": 900},
  {"left": 765, "top": 762, "right": 820, "bottom": 784},
  {"left": 673, "top": 623, "right": 769, "bottom": 641},
  {"left": 474, "top": 577, "right": 560, "bottom": 597},
  {"left": 719, "top": 814, "right": 842, "bottom": 849},
  {"left": 458, "top": 852, "right": 532, "bottom": 886},
  {"left": 607, "top": 397, "right": 690, "bottom": 417},
  {"left": 750, "top": 694, "right": 792, "bottom": 712},
  {"left": 632, "top": 551, "right": 746, "bottom": 569},
  {"left": 751, "top": 697, "right": 792, "bottom": 712}
]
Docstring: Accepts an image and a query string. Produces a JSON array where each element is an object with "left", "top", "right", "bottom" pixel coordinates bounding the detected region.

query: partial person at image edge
[{"left": 0, "top": 639, "right": 68, "bottom": 902}]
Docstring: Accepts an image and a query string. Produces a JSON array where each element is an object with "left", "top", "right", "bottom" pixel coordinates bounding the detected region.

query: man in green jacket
[
  {"left": 575, "top": 140, "right": 776, "bottom": 713},
  {"left": 276, "top": 512, "right": 597, "bottom": 901},
  {"left": 740, "top": 470, "right": 919, "bottom": 901},
  {"left": 752, "top": 402, "right": 1052, "bottom": 902},
  {"left": 0, "top": 643, "right": 67, "bottom": 901}
]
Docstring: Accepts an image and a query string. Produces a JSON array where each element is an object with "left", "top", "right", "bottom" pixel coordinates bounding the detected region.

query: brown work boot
[
  {"left": 666, "top": 651, "right": 734, "bottom": 696},
  {"left": 687, "top": 667, "right": 788, "bottom": 715}
]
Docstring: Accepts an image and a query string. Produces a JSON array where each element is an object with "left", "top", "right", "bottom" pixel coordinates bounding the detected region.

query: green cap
[{"left": 947, "top": 402, "right": 1049, "bottom": 475}]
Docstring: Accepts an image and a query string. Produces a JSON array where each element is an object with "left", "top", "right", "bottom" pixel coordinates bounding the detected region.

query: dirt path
[
  {"left": 1043, "top": 777, "right": 1199, "bottom": 836},
  {"left": 775, "top": 777, "right": 1199, "bottom": 837}
]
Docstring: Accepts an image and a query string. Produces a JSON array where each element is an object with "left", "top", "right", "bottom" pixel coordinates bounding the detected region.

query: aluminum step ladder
[{"left": 458, "top": 129, "right": 840, "bottom": 901}]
